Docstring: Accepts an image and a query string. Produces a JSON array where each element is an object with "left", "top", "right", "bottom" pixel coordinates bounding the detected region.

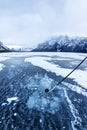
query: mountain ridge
[{"left": 32, "top": 36, "right": 87, "bottom": 53}]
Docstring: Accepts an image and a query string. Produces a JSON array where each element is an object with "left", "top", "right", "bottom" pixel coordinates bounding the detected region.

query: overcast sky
[{"left": 0, "top": 0, "right": 87, "bottom": 48}]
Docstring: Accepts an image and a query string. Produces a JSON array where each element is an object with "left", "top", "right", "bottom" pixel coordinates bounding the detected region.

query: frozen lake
[{"left": 0, "top": 52, "right": 87, "bottom": 130}]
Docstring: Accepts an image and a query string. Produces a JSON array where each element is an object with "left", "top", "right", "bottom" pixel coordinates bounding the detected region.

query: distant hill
[
  {"left": 32, "top": 36, "right": 87, "bottom": 53},
  {"left": 0, "top": 42, "right": 11, "bottom": 52}
]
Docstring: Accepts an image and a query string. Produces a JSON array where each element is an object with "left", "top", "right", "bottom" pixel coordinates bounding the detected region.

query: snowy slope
[{"left": 0, "top": 41, "right": 10, "bottom": 52}]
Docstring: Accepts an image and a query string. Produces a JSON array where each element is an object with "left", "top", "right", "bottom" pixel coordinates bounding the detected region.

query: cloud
[
  {"left": 65, "top": 0, "right": 87, "bottom": 35},
  {"left": 0, "top": 0, "right": 87, "bottom": 48},
  {"left": 0, "top": 13, "right": 43, "bottom": 47}
]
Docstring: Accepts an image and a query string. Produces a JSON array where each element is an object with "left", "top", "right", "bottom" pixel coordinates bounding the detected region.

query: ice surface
[
  {"left": 0, "top": 52, "right": 87, "bottom": 129},
  {"left": 63, "top": 82, "right": 87, "bottom": 97}
]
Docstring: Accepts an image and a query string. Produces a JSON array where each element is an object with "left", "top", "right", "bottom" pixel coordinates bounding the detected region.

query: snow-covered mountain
[
  {"left": 0, "top": 42, "right": 11, "bottom": 52},
  {"left": 32, "top": 36, "right": 87, "bottom": 53}
]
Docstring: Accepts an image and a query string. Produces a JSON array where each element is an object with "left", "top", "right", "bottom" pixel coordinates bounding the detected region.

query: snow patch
[
  {"left": 0, "top": 63, "right": 5, "bottom": 71},
  {"left": 0, "top": 52, "right": 86, "bottom": 59},
  {"left": 14, "top": 113, "right": 17, "bottom": 116},
  {"left": 0, "top": 57, "right": 9, "bottom": 61},
  {"left": 1, "top": 102, "right": 7, "bottom": 106},
  {"left": 0, "top": 56, "right": 9, "bottom": 71},
  {"left": 40, "top": 119, "right": 42, "bottom": 123},
  {"left": 7, "top": 97, "right": 18, "bottom": 104}
]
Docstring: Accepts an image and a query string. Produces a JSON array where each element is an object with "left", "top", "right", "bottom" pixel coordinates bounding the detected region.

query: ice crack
[{"left": 64, "top": 89, "right": 82, "bottom": 130}]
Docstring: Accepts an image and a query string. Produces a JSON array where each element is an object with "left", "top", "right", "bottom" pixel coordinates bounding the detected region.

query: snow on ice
[
  {"left": 0, "top": 64, "right": 5, "bottom": 71},
  {"left": 25, "top": 55, "right": 87, "bottom": 89}
]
